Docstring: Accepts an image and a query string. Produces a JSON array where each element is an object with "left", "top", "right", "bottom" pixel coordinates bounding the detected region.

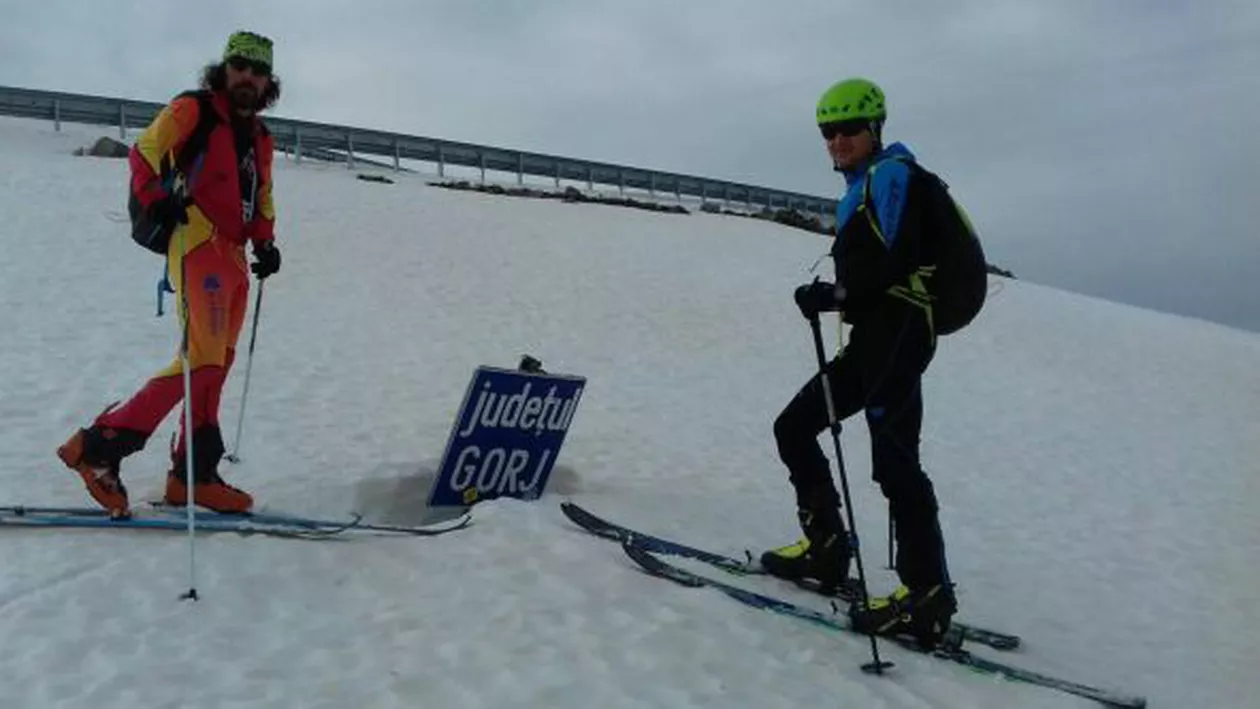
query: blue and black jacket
[{"left": 830, "top": 142, "right": 937, "bottom": 329}]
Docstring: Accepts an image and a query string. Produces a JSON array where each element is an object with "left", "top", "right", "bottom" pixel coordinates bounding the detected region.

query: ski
[
  {"left": 560, "top": 500, "right": 1019, "bottom": 651},
  {"left": 2, "top": 503, "right": 351, "bottom": 529},
  {"left": 623, "top": 542, "right": 1146, "bottom": 709},
  {"left": 0, "top": 507, "right": 352, "bottom": 539},
  {"left": 139, "top": 503, "right": 475, "bottom": 537},
  {"left": 0, "top": 504, "right": 471, "bottom": 538},
  {"left": 561, "top": 500, "right": 759, "bottom": 574}
]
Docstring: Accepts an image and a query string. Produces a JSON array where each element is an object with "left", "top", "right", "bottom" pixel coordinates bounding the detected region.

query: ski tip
[
  {"left": 559, "top": 500, "right": 582, "bottom": 518},
  {"left": 620, "top": 537, "right": 656, "bottom": 567}
]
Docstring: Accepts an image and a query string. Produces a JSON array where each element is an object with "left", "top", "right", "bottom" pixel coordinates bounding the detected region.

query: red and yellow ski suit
[{"left": 98, "top": 90, "right": 276, "bottom": 456}]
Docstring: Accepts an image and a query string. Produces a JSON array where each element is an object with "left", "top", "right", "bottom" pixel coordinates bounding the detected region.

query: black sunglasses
[
  {"left": 228, "top": 56, "right": 271, "bottom": 77},
  {"left": 819, "top": 120, "right": 869, "bottom": 140}
]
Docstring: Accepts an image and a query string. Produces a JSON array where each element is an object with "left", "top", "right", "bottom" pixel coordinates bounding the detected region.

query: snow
[{"left": 1, "top": 113, "right": 1257, "bottom": 708}]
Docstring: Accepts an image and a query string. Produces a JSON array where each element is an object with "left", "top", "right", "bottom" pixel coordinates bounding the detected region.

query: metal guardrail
[{"left": 0, "top": 84, "right": 837, "bottom": 217}]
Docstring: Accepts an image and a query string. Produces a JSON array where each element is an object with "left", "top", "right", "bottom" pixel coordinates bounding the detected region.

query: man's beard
[{"left": 229, "top": 83, "right": 260, "bottom": 113}]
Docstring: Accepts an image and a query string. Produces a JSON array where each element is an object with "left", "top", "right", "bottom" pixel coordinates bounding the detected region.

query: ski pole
[
  {"left": 808, "top": 312, "right": 891, "bottom": 675},
  {"left": 226, "top": 280, "right": 265, "bottom": 464},
  {"left": 174, "top": 178, "right": 198, "bottom": 603},
  {"left": 888, "top": 506, "right": 895, "bottom": 570}
]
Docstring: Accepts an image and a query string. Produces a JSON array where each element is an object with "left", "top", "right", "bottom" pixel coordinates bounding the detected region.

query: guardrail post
[{"left": 54, "top": 99, "right": 61, "bottom": 131}]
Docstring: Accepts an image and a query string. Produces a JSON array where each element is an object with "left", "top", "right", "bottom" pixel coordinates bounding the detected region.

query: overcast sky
[{"left": 3, "top": 1, "right": 1257, "bottom": 332}]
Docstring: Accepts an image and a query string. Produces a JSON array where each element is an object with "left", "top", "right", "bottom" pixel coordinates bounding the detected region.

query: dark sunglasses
[
  {"left": 228, "top": 56, "right": 271, "bottom": 77},
  {"left": 819, "top": 120, "right": 869, "bottom": 140}
]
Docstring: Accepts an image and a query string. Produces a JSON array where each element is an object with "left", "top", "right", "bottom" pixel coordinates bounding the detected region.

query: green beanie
[{"left": 224, "top": 31, "right": 273, "bottom": 69}]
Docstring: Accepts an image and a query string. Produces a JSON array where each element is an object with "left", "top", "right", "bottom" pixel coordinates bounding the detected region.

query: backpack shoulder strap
[
  {"left": 860, "top": 153, "right": 921, "bottom": 206},
  {"left": 172, "top": 90, "right": 219, "bottom": 173},
  {"left": 857, "top": 153, "right": 918, "bottom": 245}
]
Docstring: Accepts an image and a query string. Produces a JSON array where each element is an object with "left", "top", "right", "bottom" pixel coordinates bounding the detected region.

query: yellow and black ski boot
[
  {"left": 760, "top": 506, "right": 852, "bottom": 595},
  {"left": 849, "top": 584, "right": 958, "bottom": 650}
]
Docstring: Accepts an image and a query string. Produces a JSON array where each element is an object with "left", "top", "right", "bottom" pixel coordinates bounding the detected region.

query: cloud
[{"left": 1, "top": 0, "right": 1256, "bottom": 330}]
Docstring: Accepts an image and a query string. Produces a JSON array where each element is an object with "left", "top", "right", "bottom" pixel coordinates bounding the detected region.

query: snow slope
[{"left": 1, "top": 114, "right": 1257, "bottom": 708}]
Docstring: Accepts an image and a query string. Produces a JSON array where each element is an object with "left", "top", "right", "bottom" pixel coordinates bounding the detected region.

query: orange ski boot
[
  {"left": 164, "top": 472, "right": 254, "bottom": 514},
  {"left": 163, "top": 425, "right": 254, "bottom": 514},
  {"left": 56, "top": 424, "right": 146, "bottom": 518}
]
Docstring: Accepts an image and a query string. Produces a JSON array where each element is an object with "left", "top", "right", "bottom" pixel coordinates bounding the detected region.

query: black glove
[
  {"left": 251, "top": 240, "right": 281, "bottom": 279},
  {"left": 794, "top": 281, "right": 842, "bottom": 320}
]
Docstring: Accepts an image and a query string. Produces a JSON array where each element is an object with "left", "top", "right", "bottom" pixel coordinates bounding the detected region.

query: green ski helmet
[{"left": 816, "top": 78, "right": 886, "bottom": 124}]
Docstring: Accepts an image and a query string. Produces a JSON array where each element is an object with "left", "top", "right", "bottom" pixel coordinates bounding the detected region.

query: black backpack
[
  {"left": 921, "top": 168, "right": 987, "bottom": 334},
  {"left": 870, "top": 157, "right": 988, "bottom": 335},
  {"left": 128, "top": 90, "right": 219, "bottom": 255}
]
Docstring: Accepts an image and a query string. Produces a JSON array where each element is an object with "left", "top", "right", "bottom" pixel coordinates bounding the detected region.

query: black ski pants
[{"left": 773, "top": 306, "right": 950, "bottom": 592}]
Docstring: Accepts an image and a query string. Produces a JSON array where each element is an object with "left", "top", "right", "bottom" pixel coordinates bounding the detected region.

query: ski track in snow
[{"left": 1, "top": 115, "right": 1257, "bottom": 707}]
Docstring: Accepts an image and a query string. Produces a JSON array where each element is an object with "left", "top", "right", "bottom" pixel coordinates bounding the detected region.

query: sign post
[{"left": 428, "top": 363, "right": 584, "bottom": 507}]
